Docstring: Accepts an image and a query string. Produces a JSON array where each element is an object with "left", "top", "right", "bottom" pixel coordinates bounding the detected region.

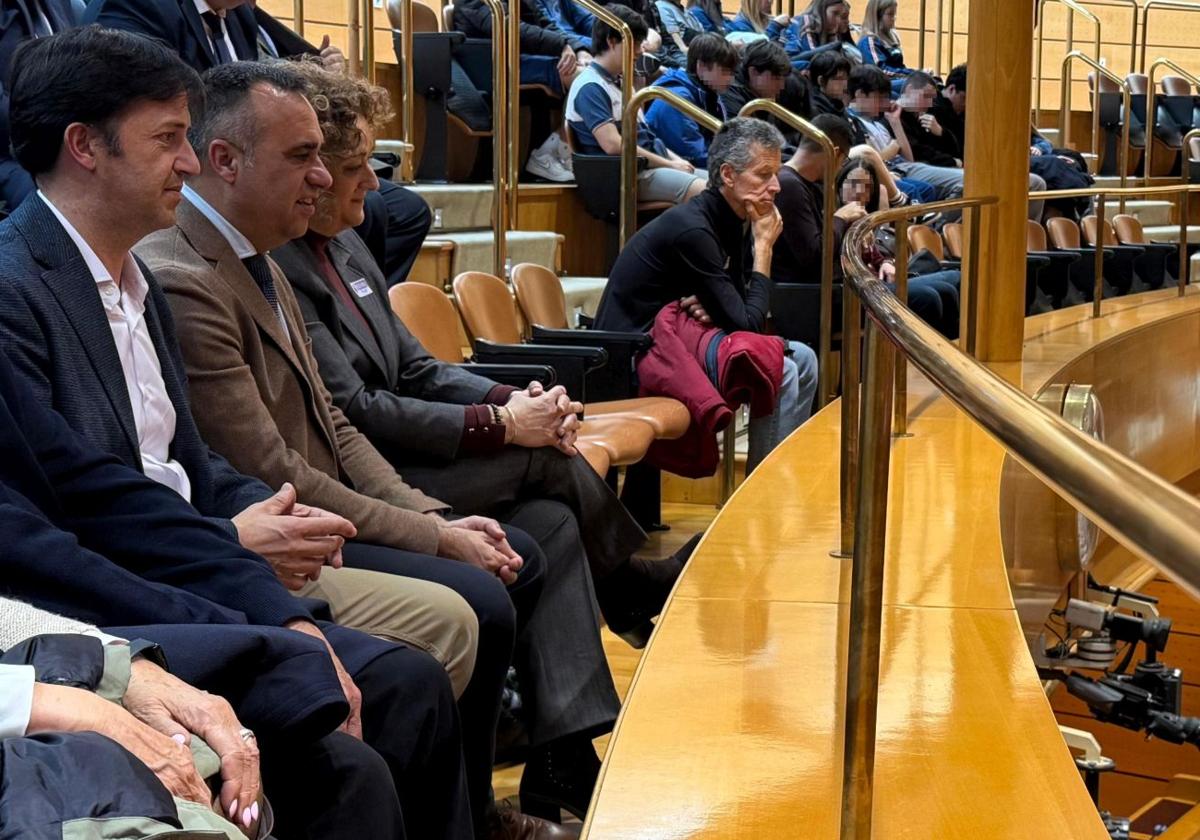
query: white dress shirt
[
  {"left": 0, "top": 665, "right": 35, "bottom": 739},
  {"left": 193, "top": 0, "right": 240, "bottom": 63},
  {"left": 182, "top": 184, "right": 290, "bottom": 337},
  {"left": 37, "top": 192, "right": 192, "bottom": 501}
]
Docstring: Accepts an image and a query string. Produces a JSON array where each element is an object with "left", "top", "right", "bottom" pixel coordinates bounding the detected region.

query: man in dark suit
[
  {"left": 84, "top": 0, "right": 435, "bottom": 287},
  {"left": 0, "top": 0, "right": 77, "bottom": 211}
]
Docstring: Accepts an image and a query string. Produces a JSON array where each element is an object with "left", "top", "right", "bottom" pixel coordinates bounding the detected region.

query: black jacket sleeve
[
  {"left": 455, "top": 0, "right": 567, "bottom": 55},
  {"left": 0, "top": 358, "right": 311, "bottom": 629},
  {"left": 676, "top": 227, "right": 771, "bottom": 333}
]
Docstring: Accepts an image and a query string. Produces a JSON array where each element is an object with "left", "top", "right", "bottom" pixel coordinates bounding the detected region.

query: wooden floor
[{"left": 490, "top": 502, "right": 719, "bottom": 818}]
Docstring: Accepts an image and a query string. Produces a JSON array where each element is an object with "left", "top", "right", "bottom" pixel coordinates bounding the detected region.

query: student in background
[
  {"left": 859, "top": 0, "right": 912, "bottom": 94},
  {"left": 644, "top": 33, "right": 738, "bottom": 169},
  {"left": 786, "top": 0, "right": 860, "bottom": 70},
  {"left": 687, "top": 0, "right": 725, "bottom": 34},
  {"left": 808, "top": 49, "right": 851, "bottom": 115},
  {"left": 725, "top": 0, "right": 790, "bottom": 43}
]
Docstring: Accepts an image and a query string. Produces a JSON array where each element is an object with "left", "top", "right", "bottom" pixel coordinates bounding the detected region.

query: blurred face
[
  {"left": 720, "top": 142, "right": 781, "bottom": 217},
  {"left": 697, "top": 60, "right": 735, "bottom": 93},
  {"left": 900, "top": 83, "right": 936, "bottom": 113},
  {"left": 312, "top": 116, "right": 380, "bottom": 235},
  {"left": 88, "top": 93, "right": 200, "bottom": 237},
  {"left": 824, "top": 1, "right": 850, "bottom": 33},
  {"left": 217, "top": 85, "right": 332, "bottom": 251},
  {"left": 748, "top": 68, "right": 787, "bottom": 100},
  {"left": 841, "top": 167, "right": 873, "bottom": 205},
  {"left": 757, "top": 0, "right": 772, "bottom": 14},
  {"left": 821, "top": 70, "right": 849, "bottom": 98},
  {"left": 204, "top": 0, "right": 249, "bottom": 9},
  {"left": 852, "top": 88, "right": 887, "bottom": 117},
  {"left": 880, "top": 4, "right": 896, "bottom": 30}
]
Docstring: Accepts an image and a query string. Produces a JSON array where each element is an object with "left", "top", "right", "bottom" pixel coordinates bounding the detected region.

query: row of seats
[
  {"left": 1093, "top": 72, "right": 1200, "bottom": 177},
  {"left": 907, "top": 214, "right": 1187, "bottom": 315},
  {"left": 388, "top": 264, "right": 691, "bottom": 480}
]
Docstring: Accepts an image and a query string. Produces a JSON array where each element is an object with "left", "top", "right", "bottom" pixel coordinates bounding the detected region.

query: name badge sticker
[{"left": 349, "top": 278, "right": 373, "bottom": 298}]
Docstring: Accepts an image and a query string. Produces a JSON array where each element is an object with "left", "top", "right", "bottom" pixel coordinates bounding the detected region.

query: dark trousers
[
  {"left": 263, "top": 731, "right": 407, "bottom": 839},
  {"left": 355, "top": 181, "right": 433, "bottom": 288},
  {"left": 340, "top": 542, "right": 523, "bottom": 838},
  {"left": 397, "top": 445, "right": 647, "bottom": 581}
]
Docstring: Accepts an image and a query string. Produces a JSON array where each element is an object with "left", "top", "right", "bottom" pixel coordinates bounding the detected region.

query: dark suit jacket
[
  {"left": 0, "top": 347, "right": 311, "bottom": 630},
  {"left": 0, "top": 196, "right": 272, "bottom": 536},
  {"left": 274, "top": 231, "right": 497, "bottom": 464},
  {"left": 84, "top": 0, "right": 318, "bottom": 69},
  {"left": 0, "top": 0, "right": 77, "bottom": 209},
  {"left": 139, "top": 200, "right": 448, "bottom": 555},
  {"left": 84, "top": 0, "right": 259, "bottom": 69}
]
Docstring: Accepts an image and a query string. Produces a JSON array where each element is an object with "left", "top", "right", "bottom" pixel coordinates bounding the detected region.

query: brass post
[
  {"left": 892, "top": 218, "right": 909, "bottom": 438},
  {"left": 1093, "top": 192, "right": 1106, "bottom": 316},
  {"left": 293, "top": 0, "right": 305, "bottom": 38},
  {"left": 839, "top": 319, "right": 895, "bottom": 840},
  {"left": 1034, "top": 0, "right": 1044, "bottom": 122},
  {"left": 935, "top": 0, "right": 944, "bottom": 75},
  {"left": 348, "top": 0, "right": 361, "bottom": 76},
  {"left": 1180, "top": 191, "right": 1190, "bottom": 295},
  {"left": 575, "top": 0, "right": 635, "bottom": 247},
  {"left": 965, "top": 203, "right": 982, "bottom": 356},
  {"left": 507, "top": 0, "right": 521, "bottom": 230},
  {"left": 946, "top": 0, "right": 956, "bottom": 71},
  {"left": 480, "top": 0, "right": 508, "bottom": 278},
  {"left": 362, "top": 0, "right": 376, "bottom": 83},
  {"left": 838, "top": 288, "right": 862, "bottom": 559},
  {"left": 917, "top": 0, "right": 927, "bottom": 72},
  {"left": 399, "top": 0, "right": 415, "bottom": 181}
]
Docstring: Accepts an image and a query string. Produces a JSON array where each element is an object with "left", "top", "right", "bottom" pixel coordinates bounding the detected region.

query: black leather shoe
[
  {"left": 597, "top": 533, "right": 702, "bottom": 648},
  {"left": 518, "top": 738, "right": 601, "bottom": 823}
]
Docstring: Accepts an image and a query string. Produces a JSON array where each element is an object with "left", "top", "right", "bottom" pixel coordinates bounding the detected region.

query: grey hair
[
  {"left": 189, "top": 60, "right": 310, "bottom": 164},
  {"left": 707, "top": 117, "right": 786, "bottom": 176}
]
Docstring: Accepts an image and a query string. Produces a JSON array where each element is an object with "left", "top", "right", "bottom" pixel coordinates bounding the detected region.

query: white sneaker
[{"left": 526, "top": 147, "right": 574, "bottom": 182}]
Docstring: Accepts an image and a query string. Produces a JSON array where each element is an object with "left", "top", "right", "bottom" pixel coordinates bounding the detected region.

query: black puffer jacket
[{"left": 454, "top": 0, "right": 567, "bottom": 56}]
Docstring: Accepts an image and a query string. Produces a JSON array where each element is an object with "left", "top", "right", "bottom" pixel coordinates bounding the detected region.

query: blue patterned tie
[
  {"left": 242, "top": 255, "right": 281, "bottom": 315},
  {"left": 201, "top": 11, "right": 234, "bottom": 64}
]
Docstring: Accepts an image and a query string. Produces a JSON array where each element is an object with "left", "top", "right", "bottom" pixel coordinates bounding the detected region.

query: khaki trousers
[{"left": 296, "top": 565, "right": 478, "bottom": 698}]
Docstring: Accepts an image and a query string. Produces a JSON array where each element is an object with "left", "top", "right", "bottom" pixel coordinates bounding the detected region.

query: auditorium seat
[
  {"left": 1026, "top": 219, "right": 1082, "bottom": 310},
  {"left": 388, "top": 281, "right": 657, "bottom": 469},
  {"left": 1046, "top": 217, "right": 1119, "bottom": 301},
  {"left": 1081, "top": 214, "right": 1147, "bottom": 293},
  {"left": 906, "top": 224, "right": 959, "bottom": 270},
  {"left": 510, "top": 263, "right": 691, "bottom": 438},
  {"left": 944, "top": 221, "right": 1053, "bottom": 313},
  {"left": 1111, "top": 213, "right": 1177, "bottom": 289}
]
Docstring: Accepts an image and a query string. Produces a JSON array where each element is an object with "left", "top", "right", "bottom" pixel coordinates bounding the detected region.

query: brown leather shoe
[{"left": 489, "top": 800, "right": 581, "bottom": 840}]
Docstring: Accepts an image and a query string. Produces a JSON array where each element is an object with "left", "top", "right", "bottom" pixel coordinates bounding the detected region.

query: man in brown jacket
[{"left": 138, "top": 61, "right": 617, "bottom": 838}]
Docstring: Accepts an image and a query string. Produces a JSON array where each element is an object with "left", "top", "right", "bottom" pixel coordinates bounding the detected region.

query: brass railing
[
  {"left": 574, "top": 0, "right": 636, "bottom": 247},
  {"left": 1035, "top": 0, "right": 1102, "bottom": 123},
  {"left": 293, "top": 0, "right": 305, "bottom": 38},
  {"left": 1145, "top": 59, "right": 1200, "bottom": 182},
  {"left": 1140, "top": 0, "right": 1200, "bottom": 72},
  {"left": 483, "top": 0, "right": 510, "bottom": 277},
  {"left": 738, "top": 100, "right": 840, "bottom": 409},
  {"left": 620, "top": 87, "right": 723, "bottom": 239},
  {"left": 836, "top": 193, "right": 1200, "bottom": 839},
  {"left": 361, "top": 0, "right": 377, "bottom": 82},
  {"left": 1060, "top": 51, "right": 1131, "bottom": 193}
]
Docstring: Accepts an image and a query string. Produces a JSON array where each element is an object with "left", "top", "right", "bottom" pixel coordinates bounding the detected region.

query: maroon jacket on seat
[{"left": 636, "top": 303, "right": 784, "bottom": 478}]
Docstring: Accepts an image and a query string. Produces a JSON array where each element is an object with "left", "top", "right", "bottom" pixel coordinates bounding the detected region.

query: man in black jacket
[
  {"left": 85, "top": 0, "right": 434, "bottom": 286},
  {"left": 898, "top": 71, "right": 962, "bottom": 167},
  {"left": 594, "top": 117, "right": 819, "bottom": 472}
]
